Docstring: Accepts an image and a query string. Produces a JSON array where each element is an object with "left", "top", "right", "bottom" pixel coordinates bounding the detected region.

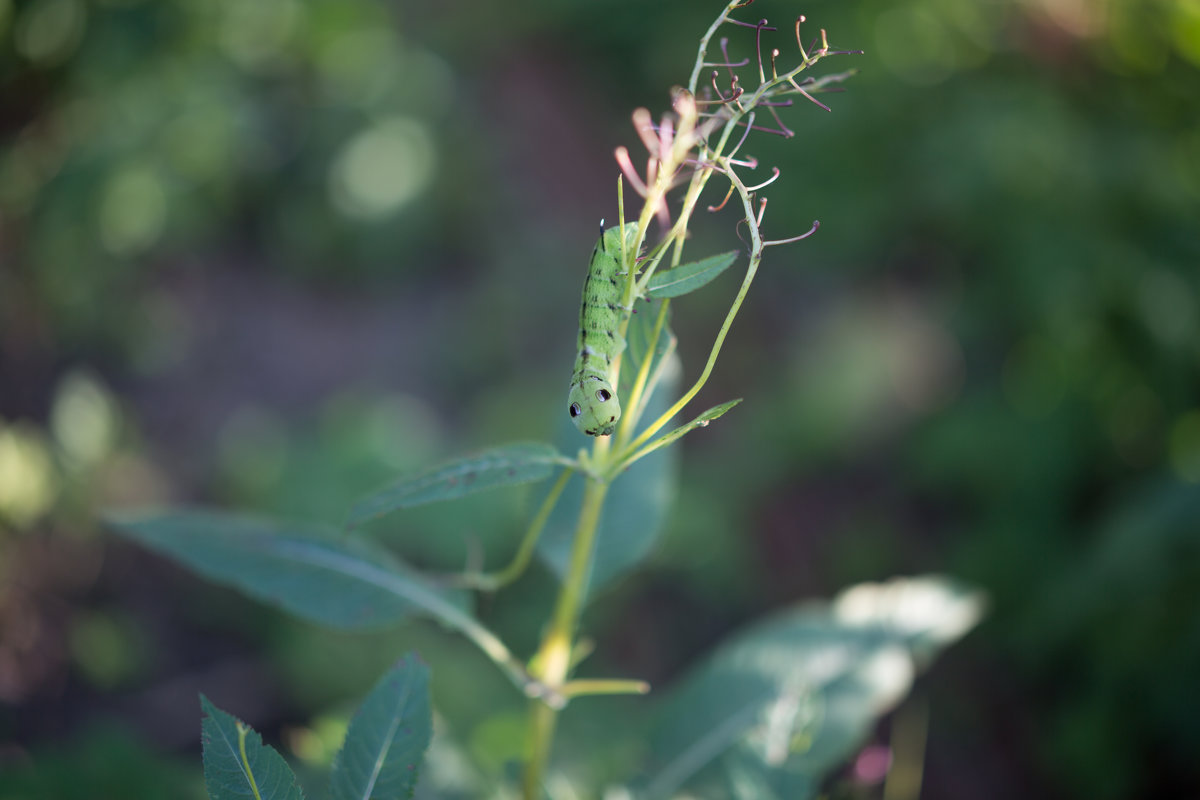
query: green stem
[
  {"left": 620, "top": 130, "right": 772, "bottom": 460},
  {"left": 687, "top": 1, "right": 746, "bottom": 92},
  {"left": 522, "top": 475, "right": 610, "bottom": 798},
  {"left": 515, "top": 11, "right": 855, "bottom": 797},
  {"left": 523, "top": 701, "right": 558, "bottom": 800},
  {"left": 450, "top": 468, "right": 573, "bottom": 591},
  {"left": 614, "top": 297, "right": 673, "bottom": 446},
  {"left": 561, "top": 678, "right": 651, "bottom": 698}
]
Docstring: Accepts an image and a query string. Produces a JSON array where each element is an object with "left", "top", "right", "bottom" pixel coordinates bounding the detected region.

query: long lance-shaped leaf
[
  {"left": 109, "top": 511, "right": 536, "bottom": 694},
  {"left": 201, "top": 696, "right": 305, "bottom": 800},
  {"left": 110, "top": 510, "right": 464, "bottom": 630},
  {"left": 349, "top": 442, "right": 565, "bottom": 527},
  {"left": 646, "top": 252, "right": 738, "bottom": 299},
  {"left": 330, "top": 654, "right": 433, "bottom": 800},
  {"left": 614, "top": 399, "right": 742, "bottom": 475}
]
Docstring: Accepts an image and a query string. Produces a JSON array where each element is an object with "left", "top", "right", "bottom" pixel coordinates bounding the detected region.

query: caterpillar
[{"left": 568, "top": 222, "right": 639, "bottom": 436}]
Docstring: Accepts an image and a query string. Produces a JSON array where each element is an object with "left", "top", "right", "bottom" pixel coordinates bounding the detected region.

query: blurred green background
[{"left": 1, "top": 0, "right": 1198, "bottom": 797}]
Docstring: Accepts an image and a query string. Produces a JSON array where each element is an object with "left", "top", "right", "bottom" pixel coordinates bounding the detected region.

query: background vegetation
[{"left": 2, "top": 0, "right": 1198, "bottom": 797}]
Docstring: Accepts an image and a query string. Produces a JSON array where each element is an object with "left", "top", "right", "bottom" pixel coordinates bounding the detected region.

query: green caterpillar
[{"left": 568, "top": 222, "right": 639, "bottom": 436}]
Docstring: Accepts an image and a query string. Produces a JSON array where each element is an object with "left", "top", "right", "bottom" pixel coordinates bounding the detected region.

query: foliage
[
  {"left": 4, "top": 0, "right": 1198, "bottom": 798},
  {"left": 99, "top": 4, "right": 985, "bottom": 797},
  {"left": 200, "top": 654, "right": 431, "bottom": 800}
]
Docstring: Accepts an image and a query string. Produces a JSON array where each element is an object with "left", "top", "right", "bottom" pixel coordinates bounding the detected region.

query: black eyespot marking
[
  {"left": 569, "top": 403, "right": 581, "bottom": 417},
  {"left": 596, "top": 388, "right": 611, "bottom": 403}
]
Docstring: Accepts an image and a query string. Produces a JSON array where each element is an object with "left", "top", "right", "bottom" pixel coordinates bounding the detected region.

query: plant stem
[
  {"left": 523, "top": 701, "right": 558, "bottom": 800},
  {"left": 516, "top": 8, "right": 856, "bottom": 794},
  {"left": 523, "top": 475, "right": 610, "bottom": 798},
  {"left": 450, "top": 468, "right": 573, "bottom": 591}
]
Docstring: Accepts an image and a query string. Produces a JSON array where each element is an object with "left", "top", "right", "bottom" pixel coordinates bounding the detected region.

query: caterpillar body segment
[{"left": 568, "top": 222, "right": 639, "bottom": 436}]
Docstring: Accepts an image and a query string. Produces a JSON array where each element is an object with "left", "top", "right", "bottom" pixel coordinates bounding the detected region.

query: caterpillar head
[{"left": 568, "top": 377, "right": 621, "bottom": 436}]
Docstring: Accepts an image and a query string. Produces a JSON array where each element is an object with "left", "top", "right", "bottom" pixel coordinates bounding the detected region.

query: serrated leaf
[
  {"left": 642, "top": 576, "right": 983, "bottom": 798},
  {"left": 330, "top": 653, "right": 433, "bottom": 800},
  {"left": 201, "top": 695, "right": 305, "bottom": 800},
  {"left": 348, "top": 442, "right": 563, "bottom": 527},
  {"left": 109, "top": 510, "right": 471, "bottom": 632},
  {"left": 646, "top": 251, "right": 738, "bottom": 299}
]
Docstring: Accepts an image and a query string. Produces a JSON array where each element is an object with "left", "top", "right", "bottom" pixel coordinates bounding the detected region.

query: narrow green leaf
[
  {"left": 201, "top": 695, "right": 305, "bottom": 800},
  {"left": 109, "top": 510, "right": 469, "bottom": 631},
  {"left": 642, "top": 576, "right": 983, "bottom": 798},
  {"left": 625, "top": 399, "right": 742, "bottom": 467},
  {"left": 330, "top": 653, "right": 433, "bottom": 800},
  {"left": 348, "top": 442, "right": 563, "bottom": 527},
  {"left": 646, "top": 251, "right": 738, "bottom": 299}
]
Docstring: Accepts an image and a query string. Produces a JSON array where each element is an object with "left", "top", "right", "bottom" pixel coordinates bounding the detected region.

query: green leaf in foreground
[
  {"left": 201, "top": 695, "right": 305, "bottom": 800},
  {"left": 112, "top": 510, "right": 536, "bottom": 696},
  {"left": 109, "top": 510, "right": 468, "bottom": 632},
  {"left": 348, "top": 442, "right": 563, "bottom": 527},
  {"left": 646, "top": 251, "right": 738, "bottom": 299},
  {"left": 643, "top": 575, "right": 984, "bottom": 799},
  {"left": 330, "top": 653, "right": 432, "bottom": 800}
]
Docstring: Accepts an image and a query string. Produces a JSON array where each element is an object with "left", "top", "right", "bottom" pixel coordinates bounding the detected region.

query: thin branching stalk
[
  {"left": 448, "top": 468, "right": 574, "bottom": 592},
  {"left": 518, "top": 5, "right": 858, "bottom": 795}
]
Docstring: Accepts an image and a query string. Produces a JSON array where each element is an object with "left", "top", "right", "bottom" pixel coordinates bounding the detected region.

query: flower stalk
[{"left": 519, "top": 4, "right": 859, "bottom": 794}]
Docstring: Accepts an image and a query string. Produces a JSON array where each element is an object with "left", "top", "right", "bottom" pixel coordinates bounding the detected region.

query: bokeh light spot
[
  {"left": 329, "top": 117, "right": 436, "bottom": 221},
  {"left": 1106, "top": 2, "right": 1169, "bottom": 73},
  {"left": 285, "top": 715, "right": 348, "bottom": 767},
  {"left": 69, "top": 611, "right": 140, "bottom": 689},
  {"left": 218, "top": 0, "right": 301, "bottom": 71},
  {"left": 1170, "top": 0, "right": 1200, "bottom": 67},
  {"left": 0, "top": 422, "right": 57, "bottom": 528},
  {"left": 14, "top": 0, "right": 85, "bottom": 66},
  {"left": 98, "top": 163, "right": 168, "bottom": 257},
  {"left": 50, "top": 370, "right": 120, "bottom": 471},
  {"left": 1032, "top": 0, "right": 1104, "bottom": 38}
]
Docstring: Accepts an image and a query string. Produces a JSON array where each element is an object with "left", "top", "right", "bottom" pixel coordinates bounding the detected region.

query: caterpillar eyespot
[{"left": 567, "top": 222, "right": 640, "bottom": 437}]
